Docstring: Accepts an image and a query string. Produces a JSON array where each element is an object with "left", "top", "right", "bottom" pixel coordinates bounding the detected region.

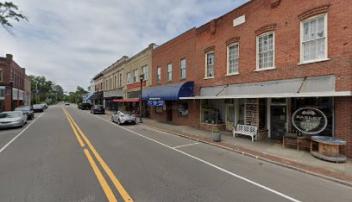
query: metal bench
[{"left": 233, "top": 124, "right": 258, "bottom": 142}]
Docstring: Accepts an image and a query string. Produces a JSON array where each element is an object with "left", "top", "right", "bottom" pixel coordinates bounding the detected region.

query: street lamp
[{"left": 139, "top": 74, "right": 144, "bottom": 123}]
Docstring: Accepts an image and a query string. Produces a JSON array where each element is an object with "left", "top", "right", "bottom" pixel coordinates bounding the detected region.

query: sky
[{"left": 0, "top": 0, "right": 248, "bottom": 92}]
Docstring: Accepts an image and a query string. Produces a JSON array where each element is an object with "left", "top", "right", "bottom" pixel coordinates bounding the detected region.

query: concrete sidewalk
[{"left": 105, "top": 111, "right": 352, "bottom": 186}]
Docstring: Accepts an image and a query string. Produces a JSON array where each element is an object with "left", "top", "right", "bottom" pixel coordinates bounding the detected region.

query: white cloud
[{"left": 0, "top": 0, "right": 248, "bottom": 91}]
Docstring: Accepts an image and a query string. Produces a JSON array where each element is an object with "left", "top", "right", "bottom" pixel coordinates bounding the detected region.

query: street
[{"left": 0, "top": 104, "right": 351, "bottom": 202}]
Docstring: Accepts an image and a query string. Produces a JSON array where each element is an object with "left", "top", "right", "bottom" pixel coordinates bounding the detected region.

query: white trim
[
  {"left": 299, "top": 13, "right": 328, "bottom": 64},
  {"left": 205, "top": 51, "right": 215, "bottom": 79},
  {"left": 167, "top": 63, "right": 173, "bottom": 81},
  {"left": 227, "top": 42, "right": 240, "bottom": 75},
  {"left": 298, "top": 58, "right": 330, "bottom": 65},
  {"left": 254, "top": 67, "right": 276, "bottom": 72},
  {"left": 226, "top": 72, "right": 240, "bottom": 76},
  {"left": 180, "top": 91, "right": 352, "bottom": 100},
  {"left": 256, "top": 31, "right": 275, "bottom": 71}
]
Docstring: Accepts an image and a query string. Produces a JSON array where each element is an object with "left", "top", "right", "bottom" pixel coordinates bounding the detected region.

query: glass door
[
  {"left": 225, "top": 104, "right": 234, "bottom": 130},
  {"left": 270, "top": 98, "right": 287, "bottom": 139}
]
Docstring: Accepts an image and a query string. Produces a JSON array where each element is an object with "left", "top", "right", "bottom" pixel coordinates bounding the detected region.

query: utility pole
[{"left": 139, "top": 74, "right": 144, "bottom": 123}]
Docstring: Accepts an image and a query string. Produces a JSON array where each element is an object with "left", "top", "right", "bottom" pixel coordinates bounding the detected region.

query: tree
[
  {"left": 29, "top": 75, "right": 64, "bottom": 104},
  {"left": 65, "top": 86, "right": 88, "bottom": 104},
  {"left": 0, "top": 1, "right": 27, "bottom": 29}
]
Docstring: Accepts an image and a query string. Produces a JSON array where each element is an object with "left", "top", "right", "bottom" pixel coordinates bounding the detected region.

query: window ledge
[
  {"left": 255, "top": 67, "right": 276, "bottom": 72},
  {"left": 298, "top": 58, "right": 330, "bottom": 65},
  {"left": 204, "top": 76, "right": 214, "bottom": 80},
  {"left": 226, "top": 72, "right": 239, "bottom": 76}
]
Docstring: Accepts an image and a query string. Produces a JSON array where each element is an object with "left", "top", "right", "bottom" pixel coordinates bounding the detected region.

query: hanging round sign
[{"left": 292, "top": 107, "right": 327, "bottom": 135}]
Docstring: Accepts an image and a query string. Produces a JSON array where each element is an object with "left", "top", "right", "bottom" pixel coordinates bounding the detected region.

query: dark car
[
  {"left": 14, "top": 106, "right": 34, "bottom": 120},
  {"left": 90, "top": 105, "right": 105, "bottom": 114},
  {"left": 78, "top": 103, "right": 92, "bottom": 110},
  {"left": 32, "top": 104, "right": 45, "bottom": 112}
]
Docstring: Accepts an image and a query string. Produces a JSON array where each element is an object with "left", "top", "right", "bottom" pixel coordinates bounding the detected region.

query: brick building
[
  {"left": 145, "top": 0, "right": 352, "bottom": 157},
  {"left": 0, "top": 54, "right": 29, "bottom": 111}
]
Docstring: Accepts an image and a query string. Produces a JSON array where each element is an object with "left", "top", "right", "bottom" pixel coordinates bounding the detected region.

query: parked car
[
  {"left": 32, "top": 104, "right": 45, "bottom": 112},
  {"left": 78, "top": 102, "right": 91, "bottom": 110},
  {"left": 41, "top": 103, "right": 48, "bottom": 109},
  {"left": 90, "top": 105, "right": 105, "bottom": 114},
  {"left": 64, "top": 102, "right": 70, "bottom": 106},
  {"left": 0, "top": 111, "right": 27, "bottom": 129},
  {"left": 14, "top": 106, "right": 34, "bottom": 120},
  {"left": 111, "top": 111, "right": 136, "bottom": 125}
]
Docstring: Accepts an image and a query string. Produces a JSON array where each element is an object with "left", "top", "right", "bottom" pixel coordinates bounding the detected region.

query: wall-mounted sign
[
  {"left": 292, "top": 107, "right": 327, "bottom": 135},
  {"left": 147, "top": 100, "right": 164, "bottom": 107}
]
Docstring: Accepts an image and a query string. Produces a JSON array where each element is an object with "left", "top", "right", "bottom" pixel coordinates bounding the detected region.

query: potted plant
[{"left": 212, "top": 127, "right": 221, "bottom": 142}]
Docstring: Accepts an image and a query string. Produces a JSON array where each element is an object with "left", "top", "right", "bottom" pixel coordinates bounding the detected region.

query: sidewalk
[
  {"left": 140, "top": 118, "right": 352, "bottom": 186},
  {"left": 104, "top": 111, "right": 352, "bottom": 186}
]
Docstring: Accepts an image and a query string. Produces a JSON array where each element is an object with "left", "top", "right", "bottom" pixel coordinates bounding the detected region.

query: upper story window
[
  {"left": 180, "top": 58, "right": 186, "bottom": 79},
  {"left": 205, "top": 51, "right": 215, "bottom": 78},
  {"left": 156, "top": 66, "right": 161, "bottom": 83},
  {"left": 300, "top": 14, "right": 328, "bottom": 63},
  {"left": 256, "top": 32, "right": 275, "bottom": 70},
  {"left": 127, "top": 72, "right": 132, "bottom": 84},
  {"left": 0, "top": 69, "right": 3, "bottom": 82},
  {"left": 141, "top": 65, "right": 148, "bottom": 81},
  {"left": 133, "top": 69, "right": 138, "bottom": 83},
  {"left": 227, "top": 43, "right": 239, "bottom": 75},
  {"left": 167, "top": 64, "right": 172, "bottom": 81},
  {"left": 119, "top": 73, "right": 122, "bottom": 87}
]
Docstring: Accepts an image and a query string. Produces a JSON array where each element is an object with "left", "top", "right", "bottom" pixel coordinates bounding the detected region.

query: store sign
[
  {"left": 147, "top": 100, "right": 164, "bottom": 107},
  {"left": 292, "top": 107, "right": 327, "bottom": 135}
]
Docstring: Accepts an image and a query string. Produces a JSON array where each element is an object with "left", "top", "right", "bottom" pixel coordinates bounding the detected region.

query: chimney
[{"left": 6, "top": 54, "right": 13, "bottom": 61}]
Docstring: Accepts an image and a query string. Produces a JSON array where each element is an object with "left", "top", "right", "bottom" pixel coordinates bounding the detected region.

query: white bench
[{"left": 233, "top": 124, "right": 258, "bottom": 142}]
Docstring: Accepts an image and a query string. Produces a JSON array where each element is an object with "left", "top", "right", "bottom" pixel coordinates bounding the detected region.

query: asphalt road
[{"left": 0, "top": 104, "right": 351, "bottom": 202}]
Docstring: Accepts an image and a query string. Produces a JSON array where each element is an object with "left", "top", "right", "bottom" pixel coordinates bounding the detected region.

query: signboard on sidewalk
[{"left": 292, "top": 107, "right": 327, "bottom": 135}]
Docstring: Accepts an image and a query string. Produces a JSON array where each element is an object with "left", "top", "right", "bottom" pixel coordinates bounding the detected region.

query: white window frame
[
  {"left": 299, "top": 13, "right": 328, "bottom": 64},
  {"left": 167, "top": 63, "right": 173, "bottom": 81},
  {"left": 180, "top": 58, "right": 187, "bottom": 79},
  {"left": 156, "top": 67, "right": 161, "bottom": 83},
  {"left": 226, "top": 42, "right": 240, "bottom": 75},
  {"left": 141, "top": 65, "right": 148, "bottom": 81},
  {"left": 205, "top": 51, "right": 215, "bottom": 79},
  {"left": 256, "top": 31, "right": 275, "bottom": 71},
  {"left": 127, "top": 72, "right": 132, "bottom": 84}
]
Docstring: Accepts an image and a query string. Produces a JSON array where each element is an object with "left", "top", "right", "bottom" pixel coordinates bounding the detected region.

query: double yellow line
[{"left": 63, "top": 108, "right": 133, "bottom": 202}]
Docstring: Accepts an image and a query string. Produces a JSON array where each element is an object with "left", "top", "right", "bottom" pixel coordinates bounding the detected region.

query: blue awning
[
  {"left": 83, "top": 92, "right": 94, "bottom": 102},
  {"left": 142, "top": 81, "right": 194, "bottom": 101}
]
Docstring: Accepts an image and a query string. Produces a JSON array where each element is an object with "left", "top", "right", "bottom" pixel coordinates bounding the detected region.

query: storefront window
[
  {"left": 291, "top": 97, "right": 333, "bottom": 136},
  {"left": 201, "top": 100, "right": 225, "bottom": 124},
  {"left": 238, "top": 99, "right": 245, "bottom": 125}
]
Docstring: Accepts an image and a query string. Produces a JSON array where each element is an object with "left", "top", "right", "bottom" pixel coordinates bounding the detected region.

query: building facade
[
  {"left": 146, "top": 0, "right": 352, "bottom": 157},
  {"left": 0, "top": 54, "right": 29, "bottom": 111}
]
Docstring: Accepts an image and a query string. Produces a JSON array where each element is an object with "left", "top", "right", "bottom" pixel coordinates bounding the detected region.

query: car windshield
[
  {"left": 33, "top": 104, "right": 42, "bottom": 108},
  {"left": 15, "top": 106, "right": 31, "bottom": 111},
  {"left": 0, "top": 112, "right": 22, "bottom": 118},
  {"left": 120, "top": 111, "right": 133, "bottom": 116}
]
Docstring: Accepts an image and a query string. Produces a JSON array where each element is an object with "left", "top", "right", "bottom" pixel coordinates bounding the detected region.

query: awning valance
[
  {"left": 181, "top": 76, "right": 352, "bottom": 100},
  {"left": 142, "top": 81, "right": 194, "bottom": 101},
  {"left": 112, "top": 98, "right": 140, "bottom": 103}
]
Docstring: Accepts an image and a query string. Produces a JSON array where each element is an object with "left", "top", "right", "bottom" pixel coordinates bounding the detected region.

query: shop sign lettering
[{"left": 292, "top": 107, "right": 327, "bottom": 135}]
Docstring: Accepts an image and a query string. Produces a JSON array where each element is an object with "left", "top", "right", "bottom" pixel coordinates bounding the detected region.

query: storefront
[
  {"left": 103, "top": 89, "right": 123, "bottom": 110},
  {"left": 183, "top": 76, "right": 350, "bottom": 140},
  {"left": 142, "top": 81, "right": 194, "bottom": 123}
]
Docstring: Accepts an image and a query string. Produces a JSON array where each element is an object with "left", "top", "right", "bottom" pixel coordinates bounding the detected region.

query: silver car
[
  {"left": 0, "top": 111, "right": 27, "bottom": 129},
  {"left": 111, "top": 111, "right": 136, "bottom": 125}
]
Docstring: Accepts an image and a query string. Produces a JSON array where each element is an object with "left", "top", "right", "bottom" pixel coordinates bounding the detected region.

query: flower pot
[{"left": 212, "top": 131, "right": 222, "bottom": 142}]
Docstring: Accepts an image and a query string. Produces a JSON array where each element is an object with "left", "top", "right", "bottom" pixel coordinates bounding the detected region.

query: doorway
[
  {"left": 225, "top": 104, "right": 234, "bottom": 130},
  {"left": 166, "top": 101, "right": 173, "bottom": 122},
  {"left": 270, "top": 99, "right": 287, "bottom": 140}
]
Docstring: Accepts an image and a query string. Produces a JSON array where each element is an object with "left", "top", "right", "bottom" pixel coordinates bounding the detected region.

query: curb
[{"left": 141, "top": 123, "right": 352, "bottom": 188}]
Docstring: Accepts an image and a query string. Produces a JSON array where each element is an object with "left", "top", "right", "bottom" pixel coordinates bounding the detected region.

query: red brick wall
[
  {"left": 152, "top": 28, "right": 197, "bottom": 86},
  {"left": 149, "top": 100, "right": 200, "bottom": 127},
  {"left": 193, "top": 0, "right": 352, "bottom": 94},
  {"left": 335, "top": 97, "right": 352, "bottom": 158}
]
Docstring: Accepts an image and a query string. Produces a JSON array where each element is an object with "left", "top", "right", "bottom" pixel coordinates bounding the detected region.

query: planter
[{"left": 212, "top": 130, "right": 222, "bottom": 142}]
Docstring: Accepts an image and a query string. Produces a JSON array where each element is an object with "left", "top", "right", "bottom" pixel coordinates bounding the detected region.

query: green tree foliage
[
  {"left": 29, "top": 75, "right": 64, "bottom": 104},
  {"left": 64, "top": 86, "right": 88, "bottom": 104},
  {"left": 0, "top": 1, "right": 27, "bottom": 29}
]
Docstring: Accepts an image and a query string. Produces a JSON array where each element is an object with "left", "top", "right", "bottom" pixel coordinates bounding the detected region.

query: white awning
[{"left": 180, "top": 76, "right": 352, "bottom": 100}]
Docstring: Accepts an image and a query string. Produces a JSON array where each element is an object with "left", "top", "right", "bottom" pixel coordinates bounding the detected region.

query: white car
[
  {"left": 111, "top": 111, "right": 136, "bottom": 125},
  {"left": 0, "top": 111, "right": 27, "bottom": 129}
]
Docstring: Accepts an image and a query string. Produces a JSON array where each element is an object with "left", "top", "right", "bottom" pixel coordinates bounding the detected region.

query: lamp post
[
  {"left": 139, "top": 74, "right": 144, "bottom": 123},
  {"left": 9, "top": 81, "right": 13, "bottom": 111}
]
